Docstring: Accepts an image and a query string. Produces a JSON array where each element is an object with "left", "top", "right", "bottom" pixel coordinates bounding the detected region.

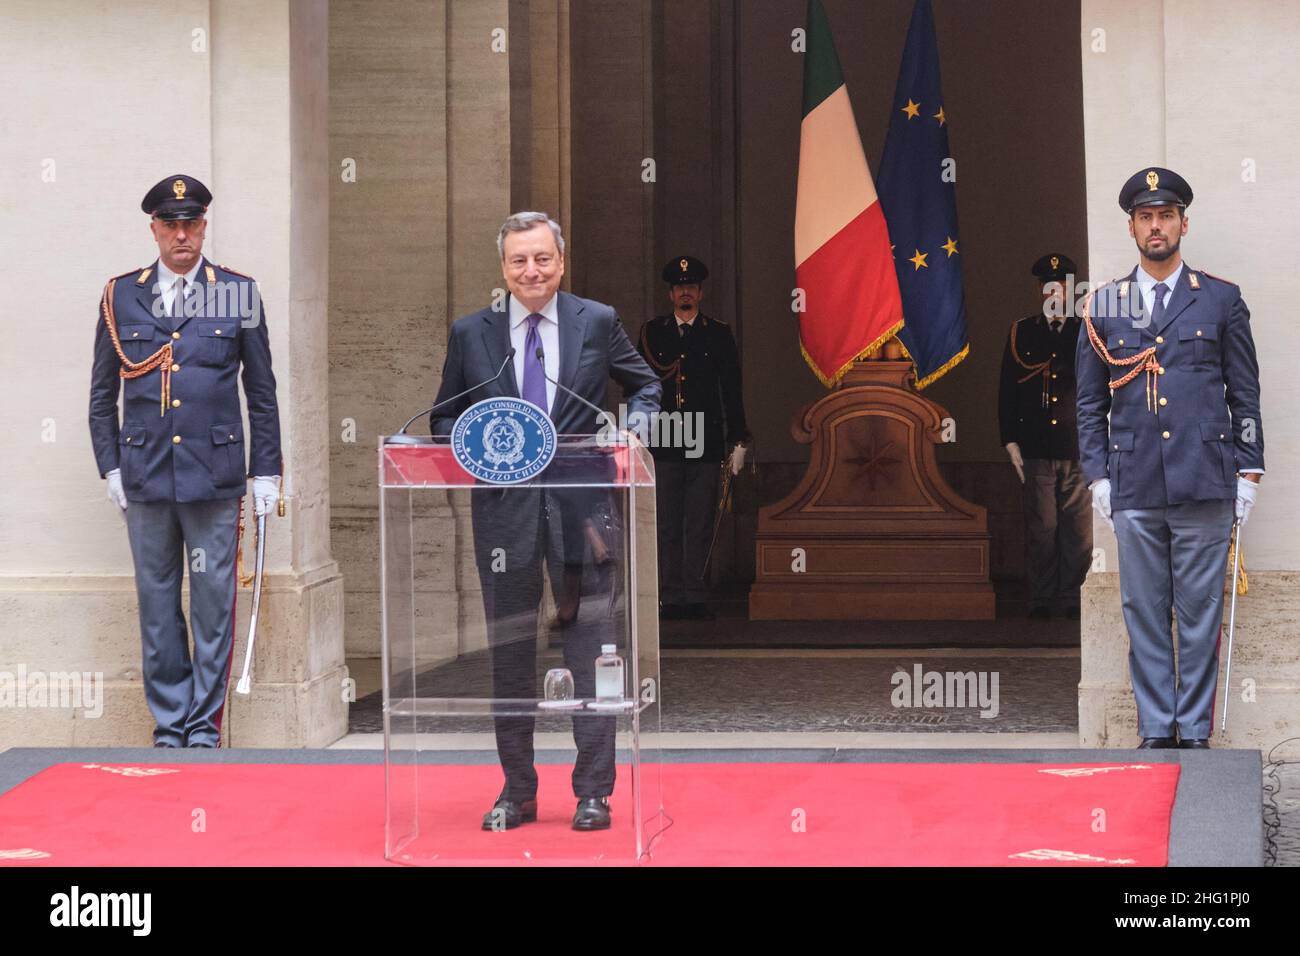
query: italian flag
[{"left": 796, "top": 0, "right": 904, "bottom": 387}]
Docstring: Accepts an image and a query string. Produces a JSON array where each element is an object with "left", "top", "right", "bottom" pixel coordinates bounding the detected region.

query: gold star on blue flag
[{"left": 876, "top": 0, "right": 969, "bottom": 388}]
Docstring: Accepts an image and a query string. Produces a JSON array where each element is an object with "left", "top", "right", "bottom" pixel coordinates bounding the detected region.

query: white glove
[
  {"left": 106, "top": 468, "right": 128, "bottom": 511},
  {"left": 253, "top": 475, "right": 281, "bottom": 516},
  {"left": 1235, "top": 476, "right": 1258, "bottom": 525},
  {"left": 1091, "top": 478, "right": 1113, "bottom": 530},
  {"left": 1005, "top": 442, "right": 1024, "bottom": 484},
  {"left": 729, "top": 443, "right": 748, "bottom": 476}
]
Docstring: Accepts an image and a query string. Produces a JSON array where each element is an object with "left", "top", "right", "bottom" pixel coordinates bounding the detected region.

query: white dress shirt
[
  {"left": 508, "top": 293, "right": 559, "bottom": 412},
  {"left": 156, "top": 258, "right": 202, "bottom": 315},
  {"left": 1133, "top": 260, "right": 1184, "bottom": 317}
]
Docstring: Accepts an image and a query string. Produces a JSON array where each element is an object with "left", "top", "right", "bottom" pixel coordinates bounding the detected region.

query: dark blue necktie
[
  {"left": 170, "top": 276, "right": 186, "bottom": 327},
  {"left": 1150, "top": 281, "right": 1169, "bottom": 328},
  {"left": 522, "top": 313, "right": 548, "bottom": 415}
]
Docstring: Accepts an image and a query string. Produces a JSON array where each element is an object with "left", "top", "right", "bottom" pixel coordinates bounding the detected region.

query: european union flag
[{"left": 876, "top": 0, "right": 969, "bottom": 388}]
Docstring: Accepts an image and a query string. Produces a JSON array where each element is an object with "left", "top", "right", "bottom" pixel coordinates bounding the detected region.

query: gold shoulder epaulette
[
  {"left": 217, "top": 263, "right": 255, "bottom": 280},
  {"left": 107, "top": 266, "right": 146, "bottom": 283}
]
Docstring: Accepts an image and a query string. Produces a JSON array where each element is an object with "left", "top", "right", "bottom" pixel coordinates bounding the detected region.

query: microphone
[
  {"left": 534, "top": 347, "right": 618, "bottom": 436},
  {"left": 385, "top": 347, "right": 516, "bottom": 445}
]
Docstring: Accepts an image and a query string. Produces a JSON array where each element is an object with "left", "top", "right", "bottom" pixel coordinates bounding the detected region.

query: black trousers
[
  {"left": 473, "top": 489, "right": 616, "bottom": 802},
  {"left": 1022, "top": 458, "right": 1093, "bottom": 610},
  {"left": 655, "top": 458, "right": 719, "bottom": 605}
]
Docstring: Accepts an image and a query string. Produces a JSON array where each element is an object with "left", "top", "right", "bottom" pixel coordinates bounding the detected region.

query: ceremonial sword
[
  {"left": 235, "top": 510, "right": 267, "bottom": 696},
  {"left": 1219, "top": 519, "right": 1243, "bottom": 732}
]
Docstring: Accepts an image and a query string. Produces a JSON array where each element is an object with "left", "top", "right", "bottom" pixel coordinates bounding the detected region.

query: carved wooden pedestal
[{"left": 749, "top": 361, "right": 995, "bottom": 620}]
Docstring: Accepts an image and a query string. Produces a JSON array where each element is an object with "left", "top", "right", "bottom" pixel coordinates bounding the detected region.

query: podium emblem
[{"left": 451, "top": 397, "right": 556, "bottom": 483}]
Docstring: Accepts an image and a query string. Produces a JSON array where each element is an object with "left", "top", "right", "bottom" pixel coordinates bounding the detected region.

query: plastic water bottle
[{"left": 595, "top": 644, "right": 624, "bottom": 702}]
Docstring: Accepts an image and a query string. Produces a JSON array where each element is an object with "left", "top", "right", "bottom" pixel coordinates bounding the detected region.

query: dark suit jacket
[
  {"left": 430, "top": 291, "right": 661, "bottom": 580},
  {"left": 430, "top": 291, "right": 660, "bottom": 436},
  {"left": 636, "top": 313, "right": 749, "bottom": 463},
  {"left": 997, "top": 314, "right": 1082, "bottom": 460},
  {"left": 88, "top": 256, "right": 281, "bottom": 503},
  {"left": 1075, "top": 265, "right": 1263, "bottom": 510}
]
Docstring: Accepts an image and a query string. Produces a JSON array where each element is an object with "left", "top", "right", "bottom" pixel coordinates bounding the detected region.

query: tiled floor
[{"left": 347, "top": 646, "right": 1079, "bottom": 735}]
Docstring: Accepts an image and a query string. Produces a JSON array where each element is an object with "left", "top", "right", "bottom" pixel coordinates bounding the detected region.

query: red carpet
[{"left": 0, "top": 761, "right": 1178, "bottom": 866}]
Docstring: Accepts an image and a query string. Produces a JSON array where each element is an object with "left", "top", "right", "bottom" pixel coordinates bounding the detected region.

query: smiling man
[
  {"left": 430, "top": 211, "right": 659, "bottom": 831},
  {"left": 88, "top": 174, "right": 281, "bottom": 748},
  {"left": 1075, "top": 167, "right": 1263, "bottom": 750}
]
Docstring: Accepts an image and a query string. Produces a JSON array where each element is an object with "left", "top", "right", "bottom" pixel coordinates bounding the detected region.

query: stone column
[{"left": 329, "top": 0, "right": 524, "bottom": 670}]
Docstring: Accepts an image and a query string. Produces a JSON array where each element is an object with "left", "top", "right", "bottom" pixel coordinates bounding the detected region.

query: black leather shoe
[
  {"left": 572, "top": 797, "right": 611, "bottom": 831},
  {"left": 1179, "top": 738, "right": 1210, "bottom": 749},
  {"left": 1137, "top": 737, "right": 1177, "bottom": 749},
  {"left": 481, "top": 796, "right": 537, "bottom": 831}
]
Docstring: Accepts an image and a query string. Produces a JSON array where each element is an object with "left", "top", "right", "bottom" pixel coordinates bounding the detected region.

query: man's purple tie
[{"left": 522, "top": 313, "right": 549, "bottom": 415}]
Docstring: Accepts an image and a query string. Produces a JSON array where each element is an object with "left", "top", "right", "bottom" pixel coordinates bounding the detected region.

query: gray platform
[{"left": 0, "top": 745, "right": 1263, "bottom": 866}]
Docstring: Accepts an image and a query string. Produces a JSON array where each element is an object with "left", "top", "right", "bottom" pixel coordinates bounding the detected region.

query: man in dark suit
[
  {"left": 637, "top": 256, "right": 749, "bottom": 621},
  {"left": 88, "top": 174, "right": 281, "bottom": 748},
  {"left": 430, "top": 211, "right": 660, "bottom": 830},
  {"left": 1076, "top": 167, "right": 1263, "bottom": 750},
  {"left": 998, "top": 253, "right": 1092, "bottom": 620}
]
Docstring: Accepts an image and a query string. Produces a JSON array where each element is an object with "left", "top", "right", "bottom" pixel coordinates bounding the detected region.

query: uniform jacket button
[
  {"left": 1162, "top": 431, "right": 1170, "bottom": 439},
  {"left": 171, "top": 363, "right": 180, "bottom": 372},
  {"left": 173, "top": 435, "right": 182, "bottom": 445},
  {"left": 172, "top": 331, "right": 181, "bottom": 339}
]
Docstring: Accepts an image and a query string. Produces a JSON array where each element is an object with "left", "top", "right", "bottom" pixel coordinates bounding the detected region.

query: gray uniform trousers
[
  {"left": 124, "top": 498, "right": 241, "bottom": 747},
  {"left": 1023, "top": 459, "right": 1093, "bottom": 610},
  {"left": 654, "top": 458, "right": 719, "bottom": 606},
  {"left": 1113, "top": 499, "right": 1233, "bottom": 740}
]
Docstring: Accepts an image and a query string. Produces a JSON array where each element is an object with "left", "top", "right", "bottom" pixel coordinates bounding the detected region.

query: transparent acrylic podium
[{"left": 380, "top": 435, "right": 665, "bottom": 864}]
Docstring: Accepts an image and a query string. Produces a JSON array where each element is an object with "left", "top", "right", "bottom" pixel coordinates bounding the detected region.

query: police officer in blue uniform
[
  {"left": 88, "top": 175, "right": 282, "bottom": 748},
  {"left": 999, "top": 254, "right": 1093, "bottom": 620},
  {"left": 1076, "top": 167, "right": 1263, "bottom": 749},
  {"left": 637, "top": 256, "right": 750, "bottom": 621}
]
